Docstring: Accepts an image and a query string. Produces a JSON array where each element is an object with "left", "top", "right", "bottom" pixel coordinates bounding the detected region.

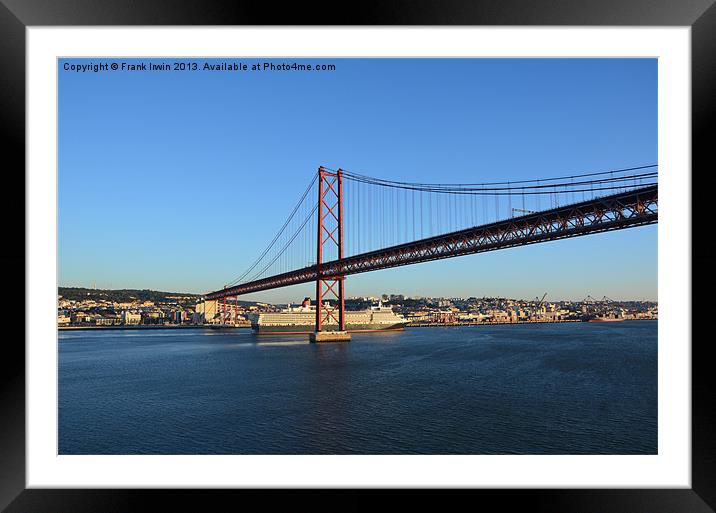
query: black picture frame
[{"left": 1, "top": 1, "right": 711, "bottom": 510}]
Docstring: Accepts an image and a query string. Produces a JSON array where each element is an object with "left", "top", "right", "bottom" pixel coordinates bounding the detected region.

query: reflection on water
[
  {"left": 59, "top": 322, "right": 657, "bottom": 455},
  {"left": 256, "top": 340, "right": 311, "bottom": 347}
]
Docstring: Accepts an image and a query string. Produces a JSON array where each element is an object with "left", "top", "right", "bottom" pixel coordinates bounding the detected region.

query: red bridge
[{"left": 204, "top": 165, "right": 657, "bottom": 339}]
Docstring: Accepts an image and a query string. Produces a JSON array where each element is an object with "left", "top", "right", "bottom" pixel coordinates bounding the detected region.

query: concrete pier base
[{"left": 310, "top": 331, "right": 352, "bottom": 343}]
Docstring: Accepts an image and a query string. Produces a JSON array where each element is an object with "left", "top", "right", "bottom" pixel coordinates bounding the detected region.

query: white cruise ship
[{"left": 248, "top": 298, "right": 407, "bottom": 334}]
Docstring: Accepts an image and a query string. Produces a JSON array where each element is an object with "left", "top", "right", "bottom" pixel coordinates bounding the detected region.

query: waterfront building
[
  {"left": 195, "top": 300, "right": 218, "bottom": 323},
  {"left": 121, "top": 311, "right": 141, "bottom": 325},
  {"left": 95, "top": 314, "right": 120, "bottom": 326}
]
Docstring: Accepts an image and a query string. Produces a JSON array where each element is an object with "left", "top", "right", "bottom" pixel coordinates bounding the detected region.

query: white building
[{"left": 122, "top": 311, "right": 142, "bottom": 325}]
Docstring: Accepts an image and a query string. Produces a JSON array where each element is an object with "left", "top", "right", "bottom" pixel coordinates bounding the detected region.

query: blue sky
[{"left": 59, "top": 58, "right": 657, "bottom": 302}]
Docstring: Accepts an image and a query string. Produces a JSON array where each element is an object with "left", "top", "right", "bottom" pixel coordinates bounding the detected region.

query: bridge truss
[{"left": 205, "top": 183, "right": 657, "bottom": 302}]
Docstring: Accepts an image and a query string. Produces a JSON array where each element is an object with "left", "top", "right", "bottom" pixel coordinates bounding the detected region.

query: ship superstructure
[{"left": 248, "top": 298, "right": 407, "bottom": 334}]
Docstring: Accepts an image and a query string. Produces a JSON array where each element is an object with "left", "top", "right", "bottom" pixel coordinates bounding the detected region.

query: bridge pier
[{"left": 310, "top": 331, "right": 351, "bottom": 343}]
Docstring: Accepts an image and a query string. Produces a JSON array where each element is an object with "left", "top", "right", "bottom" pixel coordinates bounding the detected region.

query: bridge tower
[{"left": 310, "top": 166, "right": 351, "bottom": 343}]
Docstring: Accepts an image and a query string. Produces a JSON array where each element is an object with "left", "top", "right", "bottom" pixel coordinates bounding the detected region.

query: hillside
[{"left": 58, "top": 287, "right": 261, "bottom": 306}]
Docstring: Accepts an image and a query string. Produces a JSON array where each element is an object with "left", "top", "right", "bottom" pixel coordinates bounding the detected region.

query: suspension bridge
[{"left": 203, "top": 165, "right": 658, "bottom": 341}]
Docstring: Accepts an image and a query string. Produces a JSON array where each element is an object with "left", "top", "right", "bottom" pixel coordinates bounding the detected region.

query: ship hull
[{"left": 253, "top": 322, "right": 406, "bottom": 335}]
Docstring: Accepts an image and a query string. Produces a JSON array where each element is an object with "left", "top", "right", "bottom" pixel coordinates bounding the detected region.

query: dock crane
[{"left": 531, "top": 293, "right": 547, "bottom": 320}]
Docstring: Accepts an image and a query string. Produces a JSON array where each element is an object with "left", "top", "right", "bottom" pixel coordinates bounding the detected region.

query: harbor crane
[{"left": 530, "top": 292, "right": 548, "bottom": 320}]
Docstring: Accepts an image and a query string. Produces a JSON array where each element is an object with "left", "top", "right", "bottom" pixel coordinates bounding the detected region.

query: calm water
[{"left": 59, "top": 321, "right": 657, "bottom": 454}]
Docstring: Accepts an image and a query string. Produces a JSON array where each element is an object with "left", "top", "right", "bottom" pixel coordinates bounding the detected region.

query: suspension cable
[{"left": 225, "top": 172, "right": 318, "bottom": 287}]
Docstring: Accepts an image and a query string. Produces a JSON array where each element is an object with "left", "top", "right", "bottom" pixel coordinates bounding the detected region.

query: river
[{"left": 58, "top": 321, "right": 657, "bottom": 454}]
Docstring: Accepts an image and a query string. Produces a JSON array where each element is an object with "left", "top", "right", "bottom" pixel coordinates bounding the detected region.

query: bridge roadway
[{"left": 205, "top": 185, "right": 657, "bottom": 301}]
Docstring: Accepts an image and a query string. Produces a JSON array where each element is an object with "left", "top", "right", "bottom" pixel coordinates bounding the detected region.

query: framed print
[{"left": 2, "top": 0, "right": 713, "bottom": 510}]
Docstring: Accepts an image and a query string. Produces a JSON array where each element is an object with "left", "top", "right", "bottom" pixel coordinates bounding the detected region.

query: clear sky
[{"left": 58, "top": 58, "right": 657, "bottom": 302}]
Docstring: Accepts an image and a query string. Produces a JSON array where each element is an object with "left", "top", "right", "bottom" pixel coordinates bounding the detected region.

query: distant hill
[{"left": 58, "top": 287, "right": 262, "bottom": 306}]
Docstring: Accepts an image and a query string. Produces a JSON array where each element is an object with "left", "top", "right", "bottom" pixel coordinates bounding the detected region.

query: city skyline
[
  {"left": 58, "top": 284, "right": 657, "bottom": 304},
  {"left": 58, "top": 276, "right": 657, "bottom": 304},
  {"left": 58, "top": 284, "right": 657, "bottom": 330},
  {"left": 59, "top": 58, "right": 657, "bottom": 302}
]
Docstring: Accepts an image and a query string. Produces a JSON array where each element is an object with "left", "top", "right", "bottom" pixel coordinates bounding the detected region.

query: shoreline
[
  {"left": 408, "top": 318, "right": 656, "bottom": 327},
  {"left": 58, "top": 324, "right": 251, "bottom": 331},
  {"left": 409, "top": 319, "right": 581, "bottom": 327},
  {"left": 59, "top": 318, "right": 656, "bottom": 331}
]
